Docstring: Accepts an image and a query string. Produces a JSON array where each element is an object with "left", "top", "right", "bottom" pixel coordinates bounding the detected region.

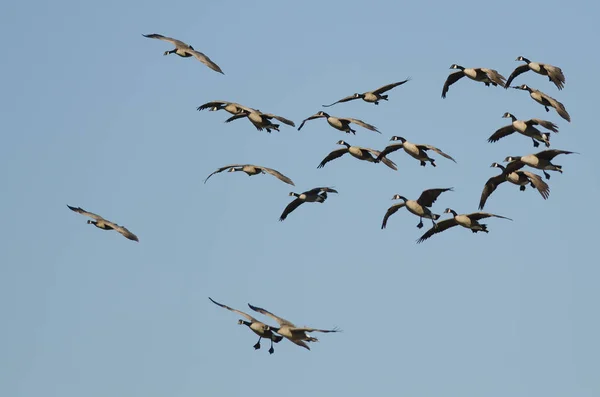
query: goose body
[
  {"left": 209, "top": 297, "right": 283, "bottom": 354},
  {"left": 318, "top": 140, "right": 397, "bottom": 170},
  {"left": 505, "top": 56, "right": 565, "bottom": 90},
  {"left": 224, "top": 106, "right": 295, "bottom": 133},
  {"left": 442, "top": 64, "right": 506, "bottom": 98},
  {"left": 488, "top": 112, "right": 557, "bottom": 148},
  {"left": 297, "top": 111, "right": 379, "bottom": 134},
  {"left": 417, "top": 208, "right": 512, "bottom": 243},
  {"left": 322, "top": 78, "right": 411, "bottom": 107},
  {"left": 142, "top": 33, "right": 224, "bottom": 74},
  {"left": 67, "top": 205, "right": 139, "bottom": 242},
  {"left": 247, "top": 304, "right": 341, "bottom": 351},
  {"left": 279, "top": 187, "right": 338, "bottom": 221},
  {"left": 478, "top": 162, "right": 550, "bottom": 209},
  {"left": 381, "top": 188, "right": 453, "bottom": 229},
  {"left": 504, "top": 149, "right": 577, "bottom": 180},
  {"left": 512, "top": 84, "right": 571, "bottom": 122},
  {"left": 375, "top": 136, "right": 456, "bottom": 166}
]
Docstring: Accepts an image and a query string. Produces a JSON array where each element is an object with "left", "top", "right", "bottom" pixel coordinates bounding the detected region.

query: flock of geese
[{"left": 65, "top": 33, "right": 577, "bottom": 353}]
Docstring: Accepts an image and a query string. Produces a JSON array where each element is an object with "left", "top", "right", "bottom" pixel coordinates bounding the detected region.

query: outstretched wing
[
  {"left": 504, "top": 64, "right": 530, "bottom": 88},
  {"left": 540, "top": 91, "right": 571, "bottom": 122},
  {"left": 197, "top": 101, "right": 231, "bottom": 111},
  {"left": 263, "top": 114, "right": 295, "bottom": 127},
  {"left": 481, "top": 69, "right": 507, "bottom": 86},
  {"left": 279, "top": 198, "right": 304, "bottom": 221},
  {"left": 365, "top": 149, "right": 397, "bottom": 170},
  {"left": 488, "top": 125, "right": 516, "bottom": 143},
  {"left": 416, "top": 218, "right": 459, "bottom": 243},
  {"left": 317, "top": 148, "right": 349, "bottom": 169},
  {"left": 291, "top": 326, "right": 342, "bottom": 333},
  {"left": 528, "top": 119, "right": 559, "bottom": 133},
  {"left": 322, "top": 94, "right": 360, "bottom": 108},
  {"left": 209, "top": 297, "right": 258, "bottom": 323},
  {"left": 298, "top": 114, "right": 325, "bottom": 131},
  {"left": 142, "top": 33, "right": 188, "bottom": 48},
  {"left": 204, "top": 165, "right": 243, "bottom": 184},
  {"left": 441, "top": 71, "right": 464, "bottom": 98},
  {"left": 247, "top": 304, "right": 296, "bottom": 326},
  {"left": 521, "top": 171, "right": 550, "bottom": 199},
  {"left": 258, "top": 166, "right": 295, "bottom": 186},
  {"left": 372, "top": 78, "right": 411, "bottom": 94},
  {"left": 375, "top": 144, "right": 404, "bottom": 162},
  {"left": 416, "top": 188, "right": 453, "bottom": 208},
  {"left": 478, "top": 174, "right": 506, "bottom": 210},
  {"left": 381, "top": 202, "right": 406, "bottom": 229},
  {"left": 67, "top": 205, "right": 104, "bottom": 221},
  {"left": 189, "top": 50, "right": 224, "bottom": 74},
  {"left": 305, "top": 187, "right": 338, "bottom": 195},
  {"left": 535, "top": 149, "right": 577, "bottom": 161},
  {"left": 467, "top": 212, "right": 513, "bottom": 221},
  {"left": 344, "top": 118, "right": 380, "bottom": 133},
  {"left": 418, "top": 144, "right": 457, "bottom": 162}
]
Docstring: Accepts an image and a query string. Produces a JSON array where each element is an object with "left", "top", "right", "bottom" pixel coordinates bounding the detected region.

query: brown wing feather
[
  {"left": 416, "top": 188, "right": 453, "bottom": 208},
  {"left": 441, "top": 71, "right": 465, "bottom": 98},
  {"left": 416, "top": 218, "right": 459, "bottom": 243}
]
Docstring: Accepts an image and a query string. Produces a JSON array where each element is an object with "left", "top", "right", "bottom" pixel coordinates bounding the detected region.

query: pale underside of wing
[{"left": 247, "top": 304, "right": 296, "bottom": 327}]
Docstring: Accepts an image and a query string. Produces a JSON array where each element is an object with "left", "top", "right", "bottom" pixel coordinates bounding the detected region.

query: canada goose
[
  {"left": 504, "top": 149, "right": 577, "bottom": 180},
  {"left": 142, "top": 33, "right": 224, "bottom": 74},
  {"left": 442, "top": 64, "right": 507, "bottom": 98},
  {"left": 297, "top": 111, "right": 379, "bottom": 134},
  {"left": 247, "top": 303, "right": 341, "bottom": 351},
  {"left": 196, "top": 101, "right": 248, "bottom": 116},
  {"left": 381, "top": 188, "right": 453, "bottom": 229},
  {"left": 478, "top": 162, "right": 550, "bottom": 210},
  {"left": 67, "top": 205, "right": 139, "bottom": 242},
  {"left": 322, "top": 78, "right": 411, "bottom": 107},
  {"left": 375, "top": 136, "right": 456, "bottom": 167},
  {"left": 318, "top": 140, "right": 397, "bottom": 170},
  {"left": 224, "top": 108, "right": 295, "bottom": 133},
  {"left": 488, "top": 112, "right": 558, "bottom": 148},
  {"left": 505, "top": 56, "right": 565, "bottom": 90},
  {"left": 209, "top": 297, "right": 283, "bottom": 354},
  {"left": 511, "top": 84, "right": 571, "bottom": 122},
  {"left": 416, "top": 208, "right": 512, "bottom": 243},
  {"left": 279, "top": 187, "right": 338, "bottom": 221},
  {"left": 204, "top": 164, "right": 295, "bottom": 185}
]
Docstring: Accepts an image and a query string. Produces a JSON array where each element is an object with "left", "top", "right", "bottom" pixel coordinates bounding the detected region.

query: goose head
[
  {"left": 336, "top": 140, "right": 350, "bottom": 147},
  {"left": 513, "top": 84, "right": 531, "bottom": 91},
  {"left": 391, "top": 194, "right": 407, "bottom": 201},
  {"left": 227, "top": 167, "right": 238, "bottom": 173},
  {"left": 444, "top": 208, "right": 458, "bottom": 216},
  {"left": 390, "top": 136, "right": 406, "bottom": 143},
  {"left": 502, "top": 112, "right": 514, "bottom": 119},
  {"left": 289, "top": 192, "right": 300, "bottom": 198},
  {"left": 450, "top": 64, "right": 464, "bottom": 70},
  {"left": 317, "top": 111, "right": 329, "bottom": 117}
]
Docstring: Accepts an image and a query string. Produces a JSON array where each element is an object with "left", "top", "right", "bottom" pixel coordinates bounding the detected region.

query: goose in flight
[
  {"left": 204, "top": 164, "right": 295, "bottom": 185},
  {"left": 488, "top": 112, "right": 558, "bottom": 148},
  {"left": 247, "top": 303, "right": 341, "bottom": 351},
  {"left": 417, "top": 208, "right": 512, "bottom": 243},
  {"left": 317, "top": 140, "right": 397, "bottom": 170},
  {"left": 504, "top": 149, "right": 577, "bottom": 180},
  {"left": 381, "top": 188, "right": 453, "bottom": 229},
  {"left": 225, "top": 108, "right": 295, "bottom": 133},
  {"left": 505, "top": 56, "right": 565, "bottom": 90},
  {"left": 511, "top": 84, "right": 571, "bottom": 122},
  {"left": 142, "top": 33, "right": 224, "bottom": 74},
  {"left": 297, "top": 111, "right": 379, "bottom": 134},
  {"left": 67, "top": 205, "right": 139, "bottom": 242},
  {"left": 209, "top": 297, "right": 283, "bottom": 354},
  {"left": 196, "top": 101, "right": 249, "bottom": 116},
  {"left": 322, "top": 78, "right": 411, "bottom": 107},
  {"left": 279, "top": 187, "right": 338, "bottom": 221},
  {"left": 479, "top": 162, "right": 550, "bottom": 210},
  {"left": 442, "top": 64, "right": 506, "bottom": 98},
  {"left": 375, "top": 136, "right": 456, "bottom": 167}
]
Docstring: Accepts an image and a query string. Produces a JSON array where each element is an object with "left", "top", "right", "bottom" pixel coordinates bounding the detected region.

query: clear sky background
[{"left": 1, "top": 0, "right": 599, "bottom": 396}]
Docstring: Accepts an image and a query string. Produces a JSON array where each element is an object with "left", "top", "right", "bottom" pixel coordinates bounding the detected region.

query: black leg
[
  {"left": 543, "top": 171, "right": 551, "bottom": 180},
  {"left": 520, "top": 185, "right": 526, "bottom": 191},
  {"left": 430, "top": 160, "right": 436, "bottom": 167},
  {"left": 532, "top": 138, "right": 539, "bottom": 147},
  {"left": 417, "top": 217, "right": 424, "bottom": 229},
  {"left": 268, "top": 339, "right": 275, "bottom": 354},
  {"left": 253, "top": 337, "right": 262, "bottom": 350},
  {"left": 544, "top": 106, "right": 550, "bottom": 112},
  {"left": 420, "top": 161, "right": 426, "bottom": 167}
]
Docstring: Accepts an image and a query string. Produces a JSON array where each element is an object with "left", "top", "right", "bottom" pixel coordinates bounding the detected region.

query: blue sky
[{"left": 1, "top": 0, "right": 599, "bottom": 396}]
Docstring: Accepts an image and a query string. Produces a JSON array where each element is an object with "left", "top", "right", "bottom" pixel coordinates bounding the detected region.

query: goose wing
[
  {"left": 279, "top": 198, "right": 304, "bottom": 221},
  {"left": 375, "top": 144, "right": 403, "bottom": 162},
  {"left": 317, "top": 148, "right": 349, "bottom": 169},
  {"left": 261, "top": 114, "right": 295, "bottom": 127},
  {"left": 305, "top": 187, "right": 338, "bottom": 195},
  {"left": 291, "top": 326, "right": 342, "bottom": 333},
  {"left": 540, "top": 91, "right": 571, "bottom": 122},
  {"left": 372, "top": 78, "right": 411, "bottom": 94},
  {"left": 67, "top": 205, "right": 104, "bottom": 221},
  {"left": 504, "top": 64, "right": 530, "bottom": 88},
  {"left": 110, "top": 224, "right": 139, "bottom": 242},
  {"left": 418, "top": 144, "right": 457, "bottom": 162},
  {"left": 247, "top": 304, "right": 296, "bottom": 327},
  {"left": 544, "top": 64, "right": 566, "bottom": 90},
  {"left": 322, "top": 94, "right": 360, "bottom": 108},
  {"left": 197, "top": 101, "right": 235, "bottom": 112},
  {"left": 528, "top": 119, "right": 559, "bottom": 132},
  {"left": 343, "top": 118, "right": 380, "bottom": 133},
  {"left": 142, "top": 33, "right": 188, "bottom": 48},
  {"left": 364, "top": 149, "right": 397, "bottom": 170},
  {"left": 416, "top": 188, "right": 453, "bottom": 208},
  {"left": 189, "top": 49, "right": 224, "bottom": 74},
  {"left": 416, "top": 218, "right": 459, "bottom": 243},
  {"left": 478, "top": 174, "right": 506, "bottom": 210},
  {"left": 488, "top": 125, "right": 517, "bottom": 143},
  {"left": 535, "top": 149, "right": 577, "bottom": 161},
  {"left": 209, "top": 297, "right": 259, "bottom": 323},
  {"left": 504, "top": 160, "right": 526, "bottom": 173},
  {"left": 521, "top": 171, "right": 550, "bottom": 199},
  {"left": 257, "top": 166, "right": 295, "bottom": 186},
  {"left": 204, "top": 164, "right": 243, "bottom": 184},
  {"left": 467, "top": 212, "right": 513, "bottom": 221},
  {"left": 298, "top": 113, "right": 325, "bottom": 131},
  {"left": 381, "top": 202, "right": 406, "bottom": 229},
  {"left": 481, "top": 68, "right": 507, "bottom": 86},
  {"left": 441, "top": 71, "right": 465, "bottom": 98}
]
